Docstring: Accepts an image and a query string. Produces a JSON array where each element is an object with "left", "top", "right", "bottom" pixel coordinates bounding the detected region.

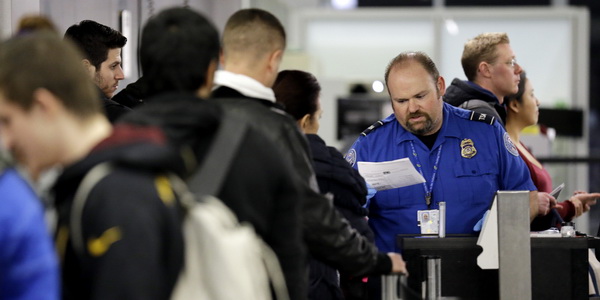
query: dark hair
[
  {"left": 223, "top": 8, "right": 286, "bottom": 58},
  {"left": 0, "top": 32, "right": 100, "bottom": 117},
  {"left": 140, "top": 7, "right": 219, "bottom": 96},
  {"left": 64, "top": 20, "right": 127, "bottom": 69},
  {"left": 384, "top": 51, "right": 440, "bottom": 92},
  {"left": 273, "top": 70, "right": 321, "bottom": 121},
  {"left": 504, "top": 71, "right": 527, "bottom": 106}
]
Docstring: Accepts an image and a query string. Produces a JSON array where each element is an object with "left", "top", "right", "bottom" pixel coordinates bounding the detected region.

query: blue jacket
[
  {"left": 0, "top": 168, "right": 59, "bottom": 300},
  {"left": 346, "top": 103, "right": 536, "bottom": 252}
]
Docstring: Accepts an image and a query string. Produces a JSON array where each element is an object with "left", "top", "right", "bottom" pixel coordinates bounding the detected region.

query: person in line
[
  {"left": 0, "top": 31, "right": 185, "bottom": 300},
  {"left": 64, "top": 20, "right": 131, "bottom": 122},
  {"left": 119, "top": 7, "right": 306, "bottom": 300},
  {"left": 273, "top": 69, "right": 372, "bottom": 300},
  {"left": 504, "top": 71, "right": 600, "bottom": 230},
  {"left": 0, "top": 151, "right": 59, "bottom": 300},
  {"left": 444, "top": 32, "right": 522, "bottom": 125},
  {"left": 345, "top": 51, "right": 540, "bottom": 253},
  {"left": 443, "top": 32, "right": 553, "bottom": 221},
  {"left": 212, "top": 7, "right": 407, "bottom": 290}
]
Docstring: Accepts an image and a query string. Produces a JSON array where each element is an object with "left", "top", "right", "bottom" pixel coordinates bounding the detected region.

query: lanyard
[{"left": 410, "top": 141, "right": 443, "bottom": 207}]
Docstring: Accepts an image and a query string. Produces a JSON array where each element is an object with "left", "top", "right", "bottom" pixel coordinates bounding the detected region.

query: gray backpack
[{"left": 71, "top": 114, "right": 289, "bottom": 300}]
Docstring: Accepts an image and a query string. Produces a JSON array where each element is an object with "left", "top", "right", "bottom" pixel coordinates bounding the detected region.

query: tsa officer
[{"left": 345, "top": 51, "right": 540, "bottom": 253}]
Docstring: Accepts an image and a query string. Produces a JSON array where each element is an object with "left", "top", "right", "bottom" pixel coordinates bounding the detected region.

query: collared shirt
[
  {"left": 213, "top": 70, "right": 276, "bottom": 102},
  {"left": 345, "top": 103, "right": 536, "bottom": 252}
]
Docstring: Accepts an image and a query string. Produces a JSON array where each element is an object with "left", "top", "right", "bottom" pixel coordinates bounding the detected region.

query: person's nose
[
  {"left": 115, "top": 66, "right": 125, "bottom": 80},
  {"left": 408, "top": 99, "right": 419, "bottom": 113},
  {"left": 514, "top": 62, "right": 523, "bottom": 74}
]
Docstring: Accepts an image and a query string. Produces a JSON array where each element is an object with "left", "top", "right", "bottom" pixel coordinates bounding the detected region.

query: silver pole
[
  {"left": 425, "top": 256, "right": 442, "bottom": 300},
  {"left": 438, "top": 202, "right": 446, "bottom": 238}
]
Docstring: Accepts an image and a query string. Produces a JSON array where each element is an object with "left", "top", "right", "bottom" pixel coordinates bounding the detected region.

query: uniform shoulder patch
[
  {"left": 360, "top": 120, "right": 385, "bottom": 137},
  {"left": 503, "top": 132, "right": 519, "bottom": 156},
  {"left": 468, "top": 111, "right": 495, "bottom": 125},
  {"left": 344, "top": 148, "right": 357, "bottom": 167}
]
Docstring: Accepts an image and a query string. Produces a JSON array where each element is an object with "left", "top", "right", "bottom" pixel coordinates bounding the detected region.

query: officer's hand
[
  {"left": 537, "top": 192, "right": 556, "bottom": 216},
  {"left": 473, "top": 210, "right": 489, "bottom": 232},
  {"left": 366, "top": 182, "right": 377, "bottom": 201},
  {"left": 387, "top": 252, "right": 408, "bottom": 276}
]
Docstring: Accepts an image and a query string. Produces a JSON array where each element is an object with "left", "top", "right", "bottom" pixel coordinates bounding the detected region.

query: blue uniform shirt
[{"left": 345, "top": 103, "right": 536, "bottom": 252}]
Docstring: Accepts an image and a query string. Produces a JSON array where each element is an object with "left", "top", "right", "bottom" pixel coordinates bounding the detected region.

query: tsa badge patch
[
  {"left": 345, "top": 149, "right": 357, "bottom": 167},
  {"left": 503, "top": 132, "right": 519, "bottom": 156},
  {"left": 460, "top": 139, "right": 477, "bottom": 158}
]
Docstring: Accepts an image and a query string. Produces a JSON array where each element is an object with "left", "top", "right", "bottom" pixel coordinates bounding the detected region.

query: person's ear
[
  {"left": 267, "top": 49, "right": 283, "bottom": 74},
  {"left": 31, "top": 88, "right": 62, "bottom": 118},
  {"left": 478, "top": 61, "right": 492, "bottom": 78},
  {"left": 82, "top": 59, "right": 96, "bottom": 78},
  {"left": 507, "top": 99, "right": 520, "bottom": 114},
  {"left": 298, "top": 114, "right": 311, "bottom": 133},
  {"left": 436, "top": 76, "right": 446, "bottom": 98},
  {"left": 197, "top": 59, "right": 218, "bottom": 99}
]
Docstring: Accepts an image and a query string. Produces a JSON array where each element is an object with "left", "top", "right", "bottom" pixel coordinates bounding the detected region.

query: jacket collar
[{"left": 213, "top": 70, "right": 276, "bottom": 102}]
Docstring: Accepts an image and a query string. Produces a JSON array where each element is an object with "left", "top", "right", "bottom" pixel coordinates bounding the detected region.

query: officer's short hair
[
  {"left": 384, "top": 51, "right": 440, "bottom": 93},
  {"left": 140, "top": 7, "right": 219, "bottom": 96},
  {"left": 461, "top": 32, "right": 510, "bottom": 81},
  {"left": 0, "top": 32, "right": 100, "bottom": 117}
]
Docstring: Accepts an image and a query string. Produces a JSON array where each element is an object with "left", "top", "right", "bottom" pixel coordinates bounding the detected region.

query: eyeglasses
[{"left": 505, "top": 58, "right": 517, "bottom": 68}]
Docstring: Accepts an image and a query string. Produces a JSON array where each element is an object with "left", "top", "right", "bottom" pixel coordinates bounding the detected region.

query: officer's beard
[{"left": 405, "top": 112, "right": 436, "bottom": 136}]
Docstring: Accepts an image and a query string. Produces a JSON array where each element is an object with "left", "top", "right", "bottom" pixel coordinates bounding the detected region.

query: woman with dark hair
[
  {"left": 504, "top": 71, "right": 599, "bottom": 230},
  {"left": 273, "top": 70, "right": 373, "bottom": 300}
]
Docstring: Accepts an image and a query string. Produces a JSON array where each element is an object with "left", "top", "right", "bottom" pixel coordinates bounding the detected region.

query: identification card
[{"left": 418, "top": 209, "right": 439, "bottom": 234}]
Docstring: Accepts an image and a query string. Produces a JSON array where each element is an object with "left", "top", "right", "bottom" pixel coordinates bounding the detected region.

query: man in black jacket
[
  {"left": 443, "top": 32, "right": 523, "bottom": 125},
  {"left": 214, "top": 8, "right": 406, "bottom": 279},
  {"left": 119, "top": 8, "right": 306, "bottom": 300},
  {"left": 64, "top": 20, "right": 131, "bottom": 122}
]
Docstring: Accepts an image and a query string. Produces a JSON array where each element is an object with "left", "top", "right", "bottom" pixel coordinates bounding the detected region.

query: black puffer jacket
[
  {"left": 213, "top": 86, "right": 391, "bottom": 277},
  {"left": 307, "top": 134, "right": 375, "bottom": 300},
  {"left": 443, "top": 78, "right": 506, "bottom": 125},
  {"left": 307, "top": 134, "right": 373, "bottom": 241},
  {"left": 120, "top": 93, "right": 306, "bottom": 300}
]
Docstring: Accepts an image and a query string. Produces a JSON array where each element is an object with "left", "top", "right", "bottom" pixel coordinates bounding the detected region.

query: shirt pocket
[
  {"left": 373, "top": 185, "right": 423, "bottom": 210},
  {"left": 453, "top": 158, "right": 499, "bottom": 204}
]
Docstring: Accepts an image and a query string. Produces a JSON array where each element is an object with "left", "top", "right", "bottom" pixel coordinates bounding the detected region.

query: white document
[
  {"left": 476, "top": 197, "right": 499, "bottom": 270},
  {"left": 357, "top": 158, "right": 425, "bottom": 191}
]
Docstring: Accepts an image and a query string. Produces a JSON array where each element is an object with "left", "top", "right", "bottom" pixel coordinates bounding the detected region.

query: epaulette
[
  {"left": 360, "top": 120, "right": 385, "bottom": 136},
  {"left": 468, "top": 111, "right": 495, "bottom": 125}
]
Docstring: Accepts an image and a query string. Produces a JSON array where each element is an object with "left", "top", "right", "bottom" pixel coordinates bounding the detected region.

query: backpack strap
[
  {"left": 187, "top": 110, "right": 248, "bottom": 196},
  {"left": 70, "top": 162, "right": 114, "bottom": 256}
]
